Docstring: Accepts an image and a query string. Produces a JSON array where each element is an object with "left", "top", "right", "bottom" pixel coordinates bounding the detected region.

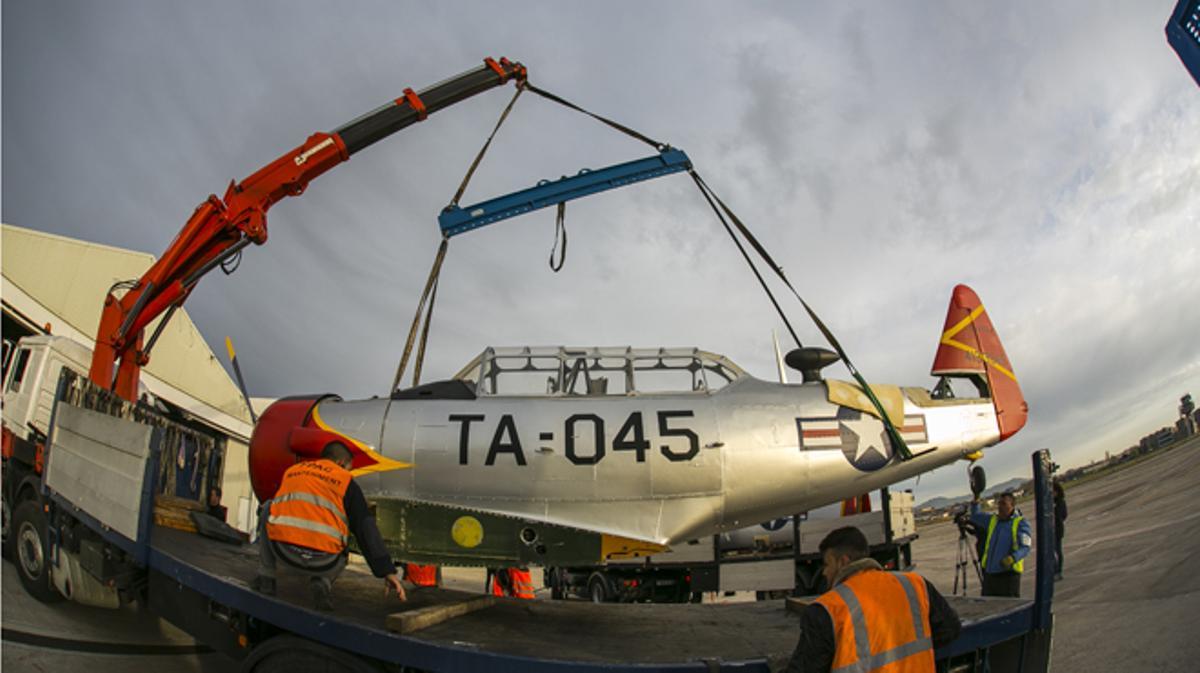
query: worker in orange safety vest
[
  {"left": 404, "top": 563, "right": 440, "bottom": 588},
  {"left": 785, "top": 527, "right": 961, "bottom": 673},
  {"left": 487, "top": 566, "right": 535, "bottom": 599},
  {"left": 251, "top": 442, "right": 406, "bottom": 610}
]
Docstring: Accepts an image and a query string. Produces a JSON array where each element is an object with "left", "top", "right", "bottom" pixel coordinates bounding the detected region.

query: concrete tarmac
[
  {"left": 1, "top": 558, "right": 227, "bottom": 672},
  {"left": 3, "top": 437, "right": 1198, "bottom": 671},
  {"left": 910, "top": 436, "right": 1200, "bottom": 673}
]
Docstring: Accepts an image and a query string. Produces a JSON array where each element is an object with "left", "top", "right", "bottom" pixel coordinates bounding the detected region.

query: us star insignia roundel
[{"left": 797, "top": 408, "right": 893, "bottom": 472}]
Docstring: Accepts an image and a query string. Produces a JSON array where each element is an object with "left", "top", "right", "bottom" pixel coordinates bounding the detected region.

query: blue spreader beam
[{"left": 439, "top": 148, "right": 692, "bottom": 237}]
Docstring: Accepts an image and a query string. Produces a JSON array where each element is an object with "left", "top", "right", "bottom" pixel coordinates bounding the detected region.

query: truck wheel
[
  {"left": 13, "top": 499, "right": 63, "bottom": 603},
  {"left": 242, "top": 635, "right": 386, "bottom": 673},
  {"left": 2, "top": 497, "right": 12, "bottom": 559},
  {"left": 587, "top": 572, "right": 612, "bottom": 603},
  {"left": 548, "top": 569, "right": 565, "bottom": 600}
]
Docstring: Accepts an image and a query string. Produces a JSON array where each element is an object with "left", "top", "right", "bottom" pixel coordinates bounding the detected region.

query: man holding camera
[{"left": 968, "top": 491, "right": 1032, "bottom": 597}]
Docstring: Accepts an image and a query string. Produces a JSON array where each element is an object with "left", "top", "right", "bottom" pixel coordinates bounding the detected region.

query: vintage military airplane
[
  {"left": 54, "top": 54, "right": 1024, "bottom": 568},
  {"left": 248, "top": 284, "right": 1026, "bottom": 566}
]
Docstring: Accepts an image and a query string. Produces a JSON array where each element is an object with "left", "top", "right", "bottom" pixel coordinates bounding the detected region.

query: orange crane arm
[{"left": 89, "top": 58, "right": 527, "bottom": 401}]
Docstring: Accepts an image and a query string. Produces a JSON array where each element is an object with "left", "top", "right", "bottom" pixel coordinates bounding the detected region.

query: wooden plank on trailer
[{"left": 386, "top": 595, "right": 497, "bottom": 634}]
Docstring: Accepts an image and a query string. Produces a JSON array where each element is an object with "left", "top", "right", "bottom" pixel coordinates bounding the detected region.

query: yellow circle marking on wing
[{"left": 451, "top": 516, "right": 484, "bottom": 548}]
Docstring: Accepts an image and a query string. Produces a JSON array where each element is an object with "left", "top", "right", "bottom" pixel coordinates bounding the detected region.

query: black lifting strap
[
  {"left": 396, "top": 84, "right": 527, "bottom": 393},
  {"left": 689, "top": 170, "right": 913, "bottom": 460},
  {"left": 391, "top": 238, "right": 449, "bottom": 392},
  {"left": 448, "top": 82, "right": 526, "bottom": 209},
  {"left": 411, "top": 269, "right": 440, "bottom": 388},
  {"left": 521, "top": 83, "right": 674, "bottom": 272},
  {"left": 524, "top": 83, "right": 667, "bottom": 151},
  {"left": 549, "top": 202, "right": 568, "bottom": 272}
]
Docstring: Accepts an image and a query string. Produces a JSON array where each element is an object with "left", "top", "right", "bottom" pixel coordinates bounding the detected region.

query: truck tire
[
  {"left": 547, "top": 569, "right": 565, "bottom": 600},
  {"left": 13, "top": 499, "right": 63, "bottom": 603},
  {"left": 2, "top": 497, "right": 12, "bottom": 559},
  {"left": 241, "top": 635, "right": 386, "bottom": 673},
  {"left": 587, "top": 572, "right": 613, "bottom": 603}
]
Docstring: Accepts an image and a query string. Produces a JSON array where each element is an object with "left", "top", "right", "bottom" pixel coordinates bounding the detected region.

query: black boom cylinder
[{"left": 335, "top": 61, "right": 523, "bottom": 156}]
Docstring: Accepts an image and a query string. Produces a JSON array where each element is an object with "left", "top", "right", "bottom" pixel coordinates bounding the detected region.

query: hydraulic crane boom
[{"left": 89, "top": 58, "right": 527, "bottom": 401}]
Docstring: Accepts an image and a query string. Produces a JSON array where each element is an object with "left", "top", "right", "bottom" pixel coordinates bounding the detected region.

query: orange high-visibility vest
[
  {"left": 489, "top": 568, "right": 535, "bottom": 599},
  {"left": 266, "top": 459, "right": 352, "bottom": 555},
  {"left": 406, "top": 563, "right": 439, "bottom": 587},
  {"left": 509, "top": 568, "right": 535, "bottom": 599},
  {"left": 815, "top": 570, "right": 935, "bottom": 673}
]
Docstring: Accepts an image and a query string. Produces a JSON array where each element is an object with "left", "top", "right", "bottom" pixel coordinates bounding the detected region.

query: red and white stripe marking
[
  {"left": 900, "top": 415, "right": 928, "bottom": 444},
  {"left": 799, "top": 418, "right": 842, "bottom": 449}
]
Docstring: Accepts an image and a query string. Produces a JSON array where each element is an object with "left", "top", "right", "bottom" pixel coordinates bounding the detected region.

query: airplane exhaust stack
[{"left": 931, "top": 284, "right": 1027, "bottom": 441}]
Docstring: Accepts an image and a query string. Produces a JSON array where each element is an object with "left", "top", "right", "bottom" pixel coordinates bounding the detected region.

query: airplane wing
[{"left": 365, "top": 498, "right": 668, "bottom": 567}]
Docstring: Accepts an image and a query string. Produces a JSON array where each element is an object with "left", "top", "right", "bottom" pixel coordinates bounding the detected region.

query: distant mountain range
[{"left": 916, "top": 477, "right": 1028, "bottom": 510}]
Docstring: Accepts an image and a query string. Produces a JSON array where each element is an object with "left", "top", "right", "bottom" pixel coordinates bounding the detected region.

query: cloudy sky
[{"left": 4, "top": 1, "right": 1197, "bottom": 500}]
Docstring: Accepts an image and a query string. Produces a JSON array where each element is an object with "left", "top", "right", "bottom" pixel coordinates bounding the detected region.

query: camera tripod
[{"left": 953, "top": 522, "right": 984, "bottom": 596}]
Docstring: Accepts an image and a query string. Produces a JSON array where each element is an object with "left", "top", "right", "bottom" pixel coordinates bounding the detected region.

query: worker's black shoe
[
  {"left": 310, "top": 578, "right": 334, "bottom": 612},
  {"left": 250, "top": 576, "right": 276, "bottom": 596}
]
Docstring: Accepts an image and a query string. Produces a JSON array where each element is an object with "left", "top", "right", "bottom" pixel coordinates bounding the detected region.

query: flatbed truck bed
[
  {"left": 13, "top": 370, "right": 1054, "bottom": 672},
  {"left": 148, "top": 524, "right": 1036, "bottom": 671}
]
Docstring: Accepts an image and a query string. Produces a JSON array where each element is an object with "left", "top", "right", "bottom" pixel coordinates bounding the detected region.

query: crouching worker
[
  {"left": 404, "top": 563, "right": 441, "bottom": 588},
  {"left": 786, "top": 527, "right": 960, "bottom": 673},
  {"left": 251, "top": 442, "right": 406, "bottom": 611},
  {"left": 486, "top": 566, "right": 535, "bottom": 599}
]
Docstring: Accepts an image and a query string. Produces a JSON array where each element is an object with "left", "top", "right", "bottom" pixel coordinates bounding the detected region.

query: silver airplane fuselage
[
  {"left": 312, "top": 357, "right": 996, "bottom": 547},
  {"left": 250, "top": 285, "right": 1026, "bottom": 564}
]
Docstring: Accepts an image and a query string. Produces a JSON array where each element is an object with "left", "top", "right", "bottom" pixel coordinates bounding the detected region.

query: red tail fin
[{"left": 932, "top": 285, "right": 1027, "bottom": 441}]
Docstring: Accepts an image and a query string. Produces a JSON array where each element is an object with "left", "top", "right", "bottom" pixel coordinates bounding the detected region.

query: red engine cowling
[{"left": 248, "top": 394, "right": 345, "bottom": 502}]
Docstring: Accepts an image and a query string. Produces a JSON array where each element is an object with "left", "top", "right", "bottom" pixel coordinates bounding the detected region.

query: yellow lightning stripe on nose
[
  {"left": 940, "top": 304, "right": 1018, "bottom": 382},
  {"left": 310, "top": 405, "right": 413, "bottom": 476}
]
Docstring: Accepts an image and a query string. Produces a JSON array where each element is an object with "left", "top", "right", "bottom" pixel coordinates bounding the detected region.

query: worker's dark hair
[
  {"left": 998, "top": 491, "right": 1016, "bottom": 501},
  {"left": 818, "top": 526, "right": 870, "bottom": 561},
  {"left": 1053, "top": 481, "right": 1065, "bottom": 499},
  {"left": 321, "top": 441, "right": 353, "bottom": 464}
]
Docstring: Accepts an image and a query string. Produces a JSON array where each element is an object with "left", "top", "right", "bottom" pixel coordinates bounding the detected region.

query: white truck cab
[{"left": 2, "top": 335, "right": 94, "bottom": 442}]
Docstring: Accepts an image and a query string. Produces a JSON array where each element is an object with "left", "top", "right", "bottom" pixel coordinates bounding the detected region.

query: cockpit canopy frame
[{"left": 453, "top": 346, "right": 746, "bottom": 397}]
